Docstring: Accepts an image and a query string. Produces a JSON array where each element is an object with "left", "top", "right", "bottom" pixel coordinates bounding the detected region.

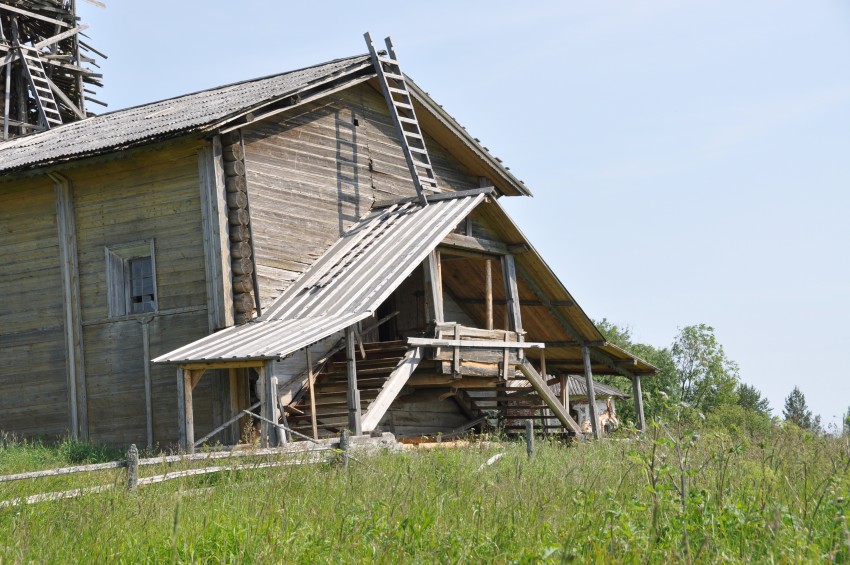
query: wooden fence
[{"left": 0, "top": 436, "right": 344, "bottom": 508}]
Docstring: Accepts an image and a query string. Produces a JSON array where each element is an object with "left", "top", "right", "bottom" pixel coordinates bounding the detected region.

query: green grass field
[{"left": 0, "top": 425, "right": 848, "bottom": 564}]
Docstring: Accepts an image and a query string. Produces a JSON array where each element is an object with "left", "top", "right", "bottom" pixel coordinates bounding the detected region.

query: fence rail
[{"left": 0, "top": 433, "right": 349, "bottom": 507}]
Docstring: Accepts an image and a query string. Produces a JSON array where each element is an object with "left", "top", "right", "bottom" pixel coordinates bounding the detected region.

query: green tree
[
  {"left": 736, "top": 383, "right": 771, "bottom": 415},
  {"left": 782, "top": 387, "right": 819, "bottom": 431},
  {"left": 594, "top": 319, "right": 677, "bottom": 425},
  {"left": 671, "top": 324, "right": 739, "bottom": 413},
  {"left": 844, "top": 406, "right": 850, "bottom": 435}
]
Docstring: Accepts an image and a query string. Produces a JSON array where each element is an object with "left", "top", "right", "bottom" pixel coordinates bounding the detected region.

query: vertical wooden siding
[{"left": 0, "top": 177, "right": 70, "bottom": 437}]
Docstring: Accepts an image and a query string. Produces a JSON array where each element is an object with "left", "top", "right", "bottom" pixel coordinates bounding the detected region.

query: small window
[{"left": 106, "top": 240, "right": 158, "bottom": 317}]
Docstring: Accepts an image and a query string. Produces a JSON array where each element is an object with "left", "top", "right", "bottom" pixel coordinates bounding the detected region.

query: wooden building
[{"left": 0, "top": 37, "right": 656, "bottom": 449}]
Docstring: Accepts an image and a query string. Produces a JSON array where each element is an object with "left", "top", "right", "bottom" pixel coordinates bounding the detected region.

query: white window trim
[{"left": 105, "top": 239, "right": 158, "bottom": 318}]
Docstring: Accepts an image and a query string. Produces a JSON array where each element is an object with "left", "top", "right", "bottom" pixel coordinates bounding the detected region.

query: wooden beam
[
  {"left": 560, "top": 375, "right": 569, "bottom": 410},
  {"left": 441, "top": 232, "right": 509, "bottom": 255},
  {"left": 306, "top": 348, "right": 318, "bottom": 440},
  {"left": 141, "top": 321, "right": 153, "bottom": 450},
  {"left": 0, "top": 4, "right": 71, "bottom": 28},
  {"left": 485, "top": 259, "right": 493, "bottom": 330},
  {"left": 582, "top": 346, "right": 601, "bottom": 440},
  {"left": 33, "top": 24, "right": 89, "bottom": 50},
  {"left": 632, "top": 375, "right": 646, "bottom": 431},
  {"left": 179, "top": 360, "right": 266, "bottom": 371},
  {"left": 51, "top": 173, "right": 87, "bottom": 440},
  {"left": 423, "top": 251, "right": 443, "bottom": 324},
  {"left": 257, "top": 364, "right": 268, "bottom": 447},
  {"left": 454, "top": 297, "right": 575, "bottom": 308},
  {"left": 46, "top": 75, "right": 86, "bottom": 119},
  {"left": 361, "top": 347, "right": 423, "bottom": 432},
  {"left": 345, "top": 328, "right": 362, "bottom": 435},
  {"left": 199, "top": 136, "right": 234, "bottom": 330},
  {"left": 502, "top": 255, "right": 522, "bottom": 334},
  {"left": 517, "top": 359, "right": 583, "bottom": 436},
  {"left": 407, "top": 338, "right": 543, "bottom": 349}
]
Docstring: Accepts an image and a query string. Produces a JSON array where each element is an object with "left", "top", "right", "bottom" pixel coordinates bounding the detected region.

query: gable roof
[
  {"left": 0, "top": 52, "right": 530, "bottom": 196},
  {"left": 0, "top": 55, "right": 373, "bottom": 174}
]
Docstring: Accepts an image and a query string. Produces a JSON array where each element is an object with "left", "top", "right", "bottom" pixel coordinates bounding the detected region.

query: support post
[
  {"left": 176, "top": 367, "right": 186, "bottom": 451},
  {"left": 423, "top": 250, "right": 443, "bottom": 324},
  {"left": 266, "top": 369, "right": 282, "bottom": 447},
  {"left": 177, "top": 367, "right": 196, "bottom": 452},
  {"left": 525, "top": 419, "right": 534, "bottom": 458},
  {"left": 345, "top": 327, "right": 362, "bottom": 435},
  {"left": 485, "top": 259, "right": 493, "bottom": 330},
  {"left": 339, "top": 429, "right": 350, "bottom": 470},
  {"left": 228, "top": 369, "right": 241, "bottom": 444},
  {"left": 502, "top": 254, "right": 522, "bottom": 333},
  {"left": 307, "top": 348, "right": 318, "bottom": 440},
  {"left": 560, "top": 374, "right": 569, "bottom": 410},
  {"left": 141, "top": 320, "right": 153, "bottom": 450},
  {"left": 582, "top": 346, "right": 600, "bottom": 440},
  {"left": 51, "top": 172, "right": 87, "bottom": 440},
  {"left": 126, "top": 444, "right": 139, "bottom": 491},
  {"left": 127, "top": 443, "right": 139, "bottom": 490},
  {"left": 632, "top": 375, "right": 646, "bottom": 431},
  {"left": 257, "top": 363, "right": 268, "bottom": 448}
]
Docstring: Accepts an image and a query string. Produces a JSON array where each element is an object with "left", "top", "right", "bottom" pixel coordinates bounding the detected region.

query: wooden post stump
[
  {"left": 339, "top": 429, "right": 350, "bottom": 470},
  {"left": 525, "top": 419, "right": 534, "bottom": 458},
  {"left": 126, "top": 444, "right": 139, "bottom": 491}
]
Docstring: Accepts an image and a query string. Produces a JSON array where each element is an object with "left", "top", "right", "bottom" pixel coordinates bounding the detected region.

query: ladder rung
[
  {"left": 377, "top": 56, "right": 399, "bottom": 65},
  {"left": 398, "top": 116, "right": 417, "bottom": 124},
  {"left": 383, "top": 72, "right": 404, "bottom": 81},
  {"left": 43, "top": 108, "right": 61, "bottom": 116},
  {"left": 404, "top": 131, "right": 423, "bottom": 141},
  {"left": 408, "top": 146, "right": 428, "bottom": 155},
  {"left": 388, "top": 86, "right": 408, "bottom": 96},
  {"left": 394, "top": 102, "right": 413, "bottom": 111}
]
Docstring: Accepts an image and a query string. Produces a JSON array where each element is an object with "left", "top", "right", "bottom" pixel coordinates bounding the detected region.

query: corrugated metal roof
[
  {"left": 154, "top": 192, "right": 486, "bottom": 364},
  {"left": 564, "top": 375, "right": 630, "bottom": 399},
  {"left": 0, "top": 55, "right": 372, "bottom": 174}
]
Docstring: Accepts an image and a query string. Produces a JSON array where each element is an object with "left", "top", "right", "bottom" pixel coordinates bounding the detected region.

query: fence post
[
  {"left": 339, "top": 429, "right": 350, "bottom": 470},
  {"left": 525, "top": 419, "right": 534, "bottom": 458},
  {"left": 126, "top": 444, "right": 139, "bottom": 491}
]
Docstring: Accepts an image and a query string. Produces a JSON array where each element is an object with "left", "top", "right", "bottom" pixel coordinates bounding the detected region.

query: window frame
[{"left": 105, "top": 239, "right": 158, "bottom": 318}]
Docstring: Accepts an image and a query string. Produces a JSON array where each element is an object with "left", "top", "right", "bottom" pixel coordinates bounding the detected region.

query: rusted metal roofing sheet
[
  {"left": 154, "top": 192, "right": 486, "bottom": 364},
  {"left": 0, "top": 55, "right": 372, "bottom": 174}
]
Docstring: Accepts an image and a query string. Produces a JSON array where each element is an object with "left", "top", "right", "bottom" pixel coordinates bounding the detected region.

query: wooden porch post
[
  {"left": 502, "top": 255, "right": 522, "bottom": 334},
  {"left": 559, "top": 374, "right": 569, "bottom": 410},
  {"left": 632, "top": 375, "right": 646, "bottom": 431},
  {"left": 423, "top": 250, "right": 444, "bottom": 324},
  {"left": 485, "top": 259, "right": 493, "bottom": 330},
  {"left": 307, "top": 348, "right": 319, "bottom": 440},
  {"left": 582, "top": 346, "right": 601, "bottom": 440},
  {"left": 177, "top": 367, "right": 200, "bottom": 453},
  {"left": 257, "top": 363, "right": 268, "bottom": 447},
  {"left": 346, "top": 327, "right": 362, "bottom": 435}
]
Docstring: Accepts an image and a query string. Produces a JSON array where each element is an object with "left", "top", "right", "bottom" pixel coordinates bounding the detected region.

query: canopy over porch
[{"left": 155, "top": 189, "right": 656, "bottom": 450}]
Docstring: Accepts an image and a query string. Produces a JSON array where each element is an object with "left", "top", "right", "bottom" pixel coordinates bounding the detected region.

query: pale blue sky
[{"left": 79, "top": 1, "right": 850, "bottom": 427}]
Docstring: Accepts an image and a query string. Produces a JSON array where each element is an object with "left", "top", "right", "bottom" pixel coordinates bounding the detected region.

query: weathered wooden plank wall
[
  {"left": 242, "top": 83, "right": 482, "bottom": 310},
  {"left": 66, "top": 142, "right": 221, "bottom": 446},
  {"left": 0, "top": 176, "right": 69, "bottom": 437}
]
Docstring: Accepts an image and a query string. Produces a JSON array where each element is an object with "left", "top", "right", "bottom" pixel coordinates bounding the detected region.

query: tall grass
[{"left": 0, "top": 425, "right": 848, "bottom": 563}]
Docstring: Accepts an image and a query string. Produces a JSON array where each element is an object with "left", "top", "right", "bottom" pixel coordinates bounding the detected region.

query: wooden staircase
[{"left": 287, "top": 340, "right": 412, "bottom": 438}]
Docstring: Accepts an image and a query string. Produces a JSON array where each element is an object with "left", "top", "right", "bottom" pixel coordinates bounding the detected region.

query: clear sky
[{"left": 79, "top": 1, "right": 850, "bottom": 428}]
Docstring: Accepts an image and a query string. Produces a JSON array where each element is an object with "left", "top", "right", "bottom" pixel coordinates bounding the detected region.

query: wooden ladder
[
  {"left": 365, "top": 32, "right": 439, "bottom": 206},
  {"left": 17, "top": 44, "right": 62, "bottom": 129}
]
